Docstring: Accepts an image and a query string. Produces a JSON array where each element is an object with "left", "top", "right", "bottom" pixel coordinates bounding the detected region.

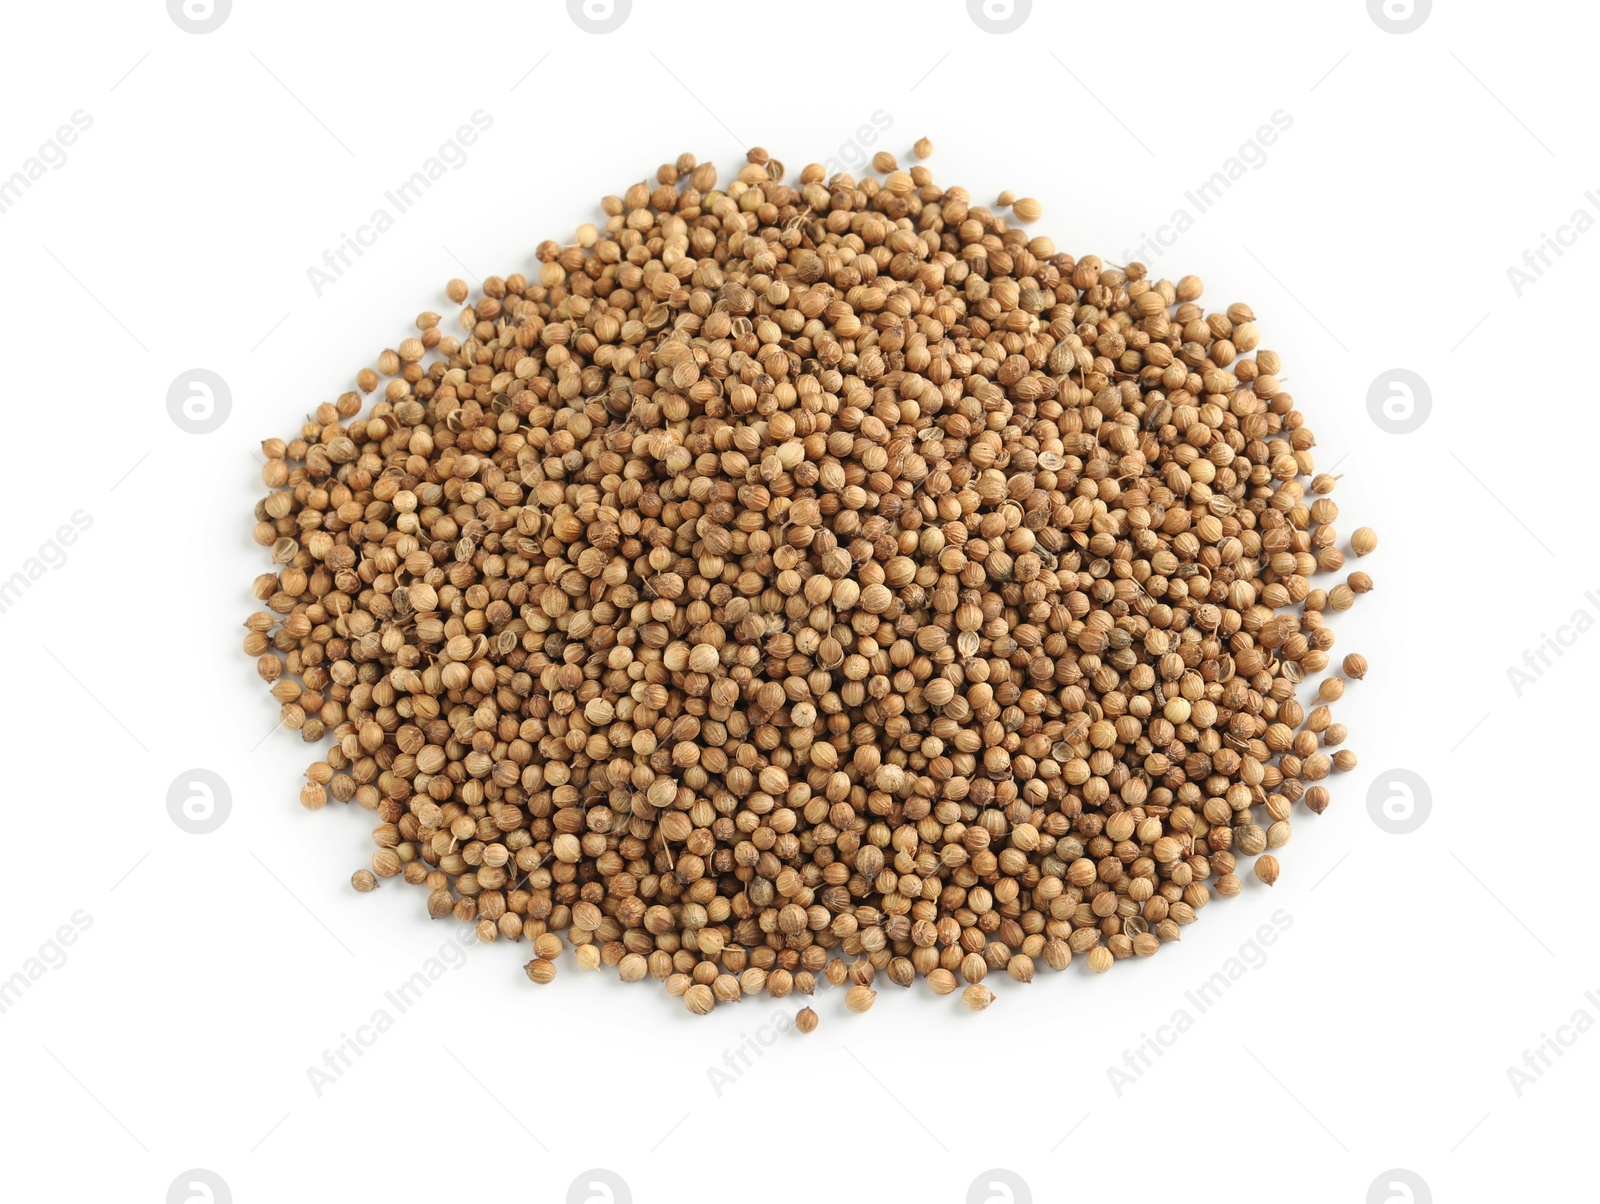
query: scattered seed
[{"left": 962, "top": 984, "right": 995, "bottom": 1011}]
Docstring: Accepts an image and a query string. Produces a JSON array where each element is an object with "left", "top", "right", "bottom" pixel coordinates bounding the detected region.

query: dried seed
[
  {"left": 1255, "top": 855, "right": 1281, "bottom": 886},
  {"left": 247, "top": 148, "right": 1370, "bottom": 1017},
  {"left": 684, "top": 984, "right": 715, "bottom": 1015},
  {"left": 962, "top": 984, "right": 995, "bottom": 1011}
]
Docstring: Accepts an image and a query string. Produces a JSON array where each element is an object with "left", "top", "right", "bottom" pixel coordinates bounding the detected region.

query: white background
[{"left": 0, "top": 1, "right": 1590, "bottom": 1201}]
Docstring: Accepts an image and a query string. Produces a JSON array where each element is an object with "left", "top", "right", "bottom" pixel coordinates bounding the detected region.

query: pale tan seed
[{"left": 962, "top": 984, "right": 995, "bottom": 1011}]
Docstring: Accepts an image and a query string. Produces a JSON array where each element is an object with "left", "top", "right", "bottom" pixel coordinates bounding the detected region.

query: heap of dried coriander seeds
[{"left": 246, "top": 144, "right": 1375, "bottom": 1017}]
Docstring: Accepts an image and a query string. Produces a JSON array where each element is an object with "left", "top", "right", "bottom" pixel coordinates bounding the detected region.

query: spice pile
[{"left": 245, "top": 144, "right": 1373, "bottom": 1018}]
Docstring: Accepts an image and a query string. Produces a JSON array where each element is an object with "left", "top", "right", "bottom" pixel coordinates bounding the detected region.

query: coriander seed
[
  {"left": 247, "top": 145, "right": 1372, "bottom": 1019},
  {"left": 962, "top": 984, "right": 995, "bottom": 1011},
  {"left": 846, "top": 985, "right": 877, "bottom": 1014},
  {"left": 684, "top": 984, "right": 715, "bottom": 1015}
]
